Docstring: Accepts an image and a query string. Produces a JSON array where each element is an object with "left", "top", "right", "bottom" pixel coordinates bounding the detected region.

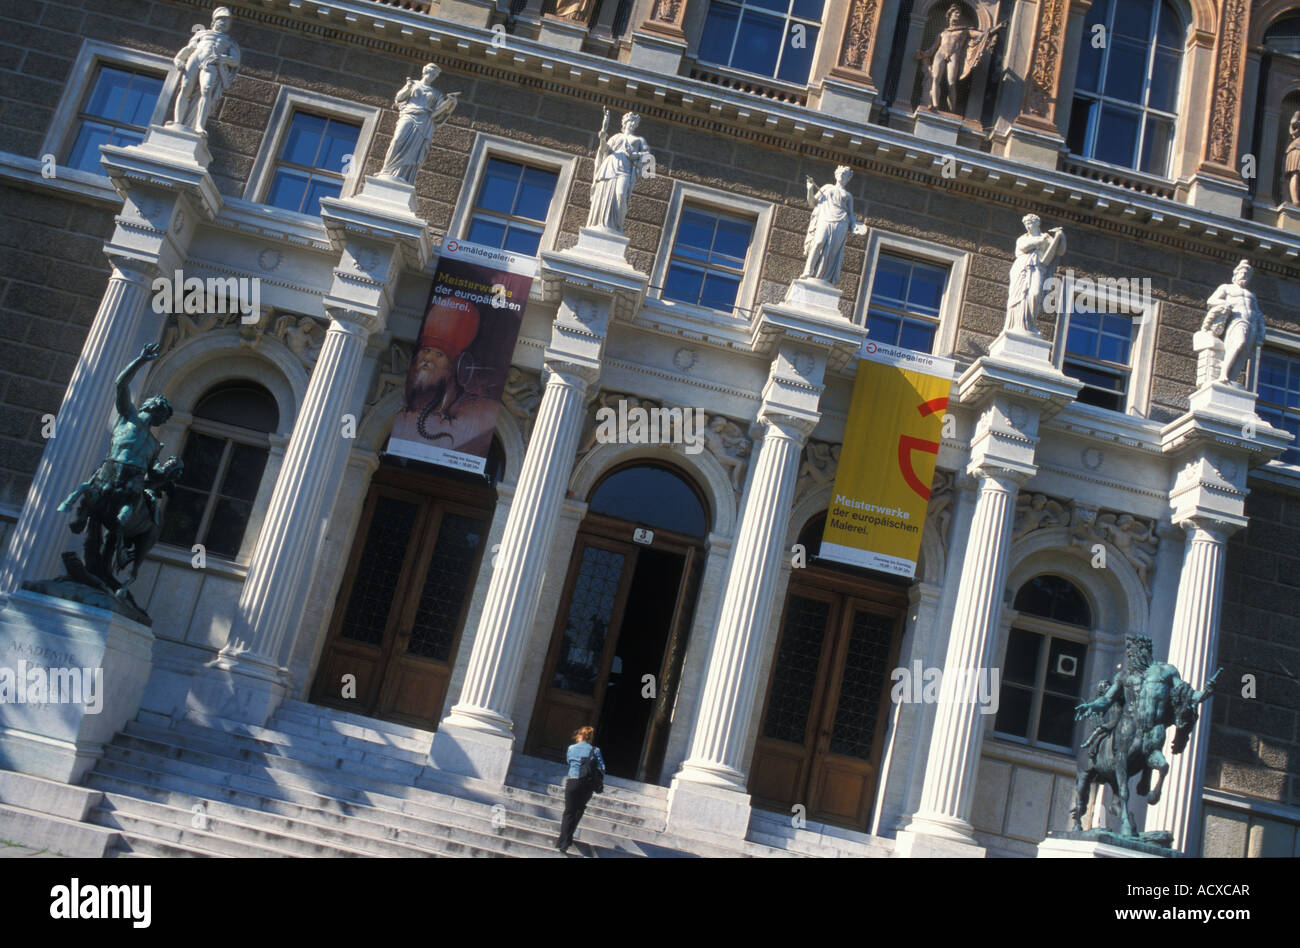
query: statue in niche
[
  {"left": 552, "top": 0, "right": 594, "bottom": 20},
  {"left": 915, "top": 4, "right": 1005, "bottom": 115},
  {"left": 170, "top": 6, "right": 241, "bottom": 133},
  {"left": 587, "top": 109, "right": 655, "bottom": 233},
  {"left": 1285, "top": 110, "right": 1300, "bottom": 206},
  {"left": 41, "top": 345, "right": 183, "bottom": 622},
  {"left": 801, "top": 166, "right": 868, "bottom": 285},
  {"left": 1202, "top": 259, "right": 1267, "bottom": 386},
  {"left": 379, "top": 64, "right": 460, "bottom": 186},
  {"left": 1003, "top": 214, "right": 1066, "bottom": 336},
  {"left": 1071, "top": 634, "right": 1219, "bottom": 844}
]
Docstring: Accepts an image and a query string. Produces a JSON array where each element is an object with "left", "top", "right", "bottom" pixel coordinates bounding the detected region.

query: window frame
[
  {"left": 855, "top": 230, "right": 968, "bottom": 357},
  {"left": 648, "top": 180, "right": 773, "bottom": 323},
  {"left": 1065, "top": 0, "right": 1186, "bottom": 178},
  {"left": 992, "top": 613, "right": 1092, "bottom": 755},
  {"left": 1051, "top": 274, "right": 1158, "bottom": 417},
  {"left": 1256, "top": 328, "right": 1300, "bottom": 471},
  {"left": 244, "top": 87, "right": 380, "bottom": 215},
  {"left": 692, "top": 0, "right": 826, "bottom": 87},
  {"left": 41, "top": 40, "right": 178, "bottom": 182},
  {"left": 446, "top": 133, "right": 577, "bottom": 259}
]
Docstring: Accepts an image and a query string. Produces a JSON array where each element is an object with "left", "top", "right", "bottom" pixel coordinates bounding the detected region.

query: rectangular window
[
  {"left": 1259, "top": 349, "right": 1300, "bottom": 466},
  {"left": 161, "top": 432, "right": 270, "bottom": 560},
  {"left": 1062, "top": 310, "right": 1137, "bottom": 411},
  {"left": 64, "top": 64, "right": 164, "bottom": 174},
  {"left": 265, "top": 112, "right": 361, "bottom": 216},
  {"left": 697, "top": 0, "right": 824, "bottom": 85},
  {"left": 464, "top": 157, "right": 559, "bottom": 256},
  {"left": 863, "top": 253, "right": 948, "bottom": 354},
  {"left": 662, "top": 206, "right": 755, "bottom": 313},
  {"left": 994, "top": 628, "right": 1088, "bottom": 751}
]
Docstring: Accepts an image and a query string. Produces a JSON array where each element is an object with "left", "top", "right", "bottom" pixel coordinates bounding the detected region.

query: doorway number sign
[{"left": 633, "top": 528, "right": 654, "bottom": 546}]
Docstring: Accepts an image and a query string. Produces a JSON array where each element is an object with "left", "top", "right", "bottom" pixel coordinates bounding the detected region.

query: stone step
[
  {"left": 171, "top": 713, "right": 432, "bottom": 769},
  {"left": 508, "top": 755, "right": 671, "bottom": 802},
  {"left": 263, "top": 710, "right": 433, "bottom": 757},
  {"left": 747, "top": 812, "right": 895, "bottom": 858},
  {"left": 0, "top": 800, "right": 118, "bottom": 857},
  {"left": 275, "top": 699, "right": 438, "bottom": 745}
]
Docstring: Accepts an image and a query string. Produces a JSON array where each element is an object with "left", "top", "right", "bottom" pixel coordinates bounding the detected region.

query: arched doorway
[
  {"left": 749, "top": 511, "right": 910, "bottom": 831},
  {"left": 526, "top": 462, "right": 709, "bottom": 783},
  {"left": 309, "top": 441, "right": 505, "bottom": 729}
]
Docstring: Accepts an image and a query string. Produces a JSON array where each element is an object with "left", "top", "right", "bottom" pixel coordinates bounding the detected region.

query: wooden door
[
  {"left": 750, "top": 575, "right": 905, "bottom": 831},
  {"left": 310, "top": 469, "right": 493, "bottom": 729}
]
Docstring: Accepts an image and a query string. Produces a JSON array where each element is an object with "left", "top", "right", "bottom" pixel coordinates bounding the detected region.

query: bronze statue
[
  {"left": 1070, "top": 633, "right": 1220, "bottom": 843},
  {"left": 55, "top": 344, "right": 183, "bottom": 614}
]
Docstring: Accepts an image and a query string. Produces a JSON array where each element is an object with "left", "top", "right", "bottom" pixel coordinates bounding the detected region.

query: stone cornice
[{"left": 214, "top": 0, "right": 1300, "bottom": 273}]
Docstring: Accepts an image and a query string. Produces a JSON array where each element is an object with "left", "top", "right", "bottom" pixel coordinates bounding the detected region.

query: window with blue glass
[
  {"left": 465, "top": 158, "right": 559, "bottom": 256},
  {"left": 697, "top": 0, "right": 824, "bottom": 85},
  {"left": 662, "top": 206, "right": 754, "bottom": 313},
  {"left": 265, "top": 112, "right": 361, "bottom": 216},
  {"left": 1258, "top": 349, "right": 1300, "bottom": 466},
  {"left": 65, "top": 65, "right": 164, "bottom": 174},
  {"left": 1066, "top": 0, "right": 1184, "bottom": 176},
  {"left": 864, "top": 253, "right": 947, "bottom": 354},
  {"left": 1062, "top": 308, "right": 1136, "bottom": 411}
]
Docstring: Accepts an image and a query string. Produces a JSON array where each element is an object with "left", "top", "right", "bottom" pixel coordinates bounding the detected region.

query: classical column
[
  {"left": 1143, "top": 520, "right": 1234, "bottom": 852},
  {"left": 1187, "top": 0, "right": 1252, "bottom": 214},
  {"left": 437, "top": 356, "right": 593, "bottom": 739},
  {"left": 899, "top": 467, "right": 1022, "bottom": 851},
  {"left": 0, "top": 260, "right": 157, "bottom": 593},
  {"left": 674, "top": 411, "right": 810, "bottom": 792},
  {"left": 213, "top": 314, "right": 373, "bottom": 697}
]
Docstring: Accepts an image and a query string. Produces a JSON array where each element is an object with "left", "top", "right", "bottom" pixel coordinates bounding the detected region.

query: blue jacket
[{"left": 566, "top": 741, "right": 605, "bottom": 780}]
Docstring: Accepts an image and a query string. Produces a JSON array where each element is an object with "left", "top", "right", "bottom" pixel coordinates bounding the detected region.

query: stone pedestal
[
  {"left": 0, "top": 590, "right": 153, "bottom": 783},
  {"left": 1192, "top": 330, "right": 1224, "bottom": 388},
  {"left": 1038, "top": 830, "right": 1174, "bottom": 858},
  {"left": 628, "top": 29, "right": 688, "bottom": 73},
  {"left": 815, "top": 76, "right": 876, "bottom": 123},
  {"left": 994, "top": 121, "right": 1063, "bottom": 169},
  {"left": 1275, "top": 203, "right": 1300, "bottom": 233},
  {"left": 912, "top": 108, "right": 965, "bottom": 147},
  {"left": 142, "top": 123, "right": 214, "bottom": 167},
  {"left": 434, "top": 0, "right": 497, "bottom": 28},
  {"left": 356, "top": 174, "right": 417, "bottom": 214},
  {"left": 894, "top": 828, "right": 986, "bottom": 858},
  {"left": 538, "top": 14, "right": 588, "bottom": 51},
  {"left": 783, "top": 277, "right": 845, "bottom": 321},
  {"left": 572, "top": 225, "right": 630, "bottom": 264},
  {"left": 1187, "top": 172, "right": 1249, "bottom": 217}
]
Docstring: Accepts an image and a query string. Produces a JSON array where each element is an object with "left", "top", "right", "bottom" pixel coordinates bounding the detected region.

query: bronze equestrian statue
[{"left": 1071, "top": 633, "right": 1220, "bottom": 842}]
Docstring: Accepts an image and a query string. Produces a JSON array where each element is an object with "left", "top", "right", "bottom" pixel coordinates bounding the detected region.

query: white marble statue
[
  {"left": 915, "top": 4, "right": 1005, "bottom": 115},
  {"left": 1202, "top": 259, "right": 1267, "bottom": 386},
  {"left": 1004, "top": 214, "right": 1066, "bottom": 336},
  {"left": 170, "top": 6, "right": 241, "bottom": 133},
  {"left": 801, "top": 166, "right": 868, "bottom": 285},
  {"left": 587, "top": 109, "right": 654, "bottom": 233},
  {"left": 379, "top": 64, "right": 459, "bottom": 186}
]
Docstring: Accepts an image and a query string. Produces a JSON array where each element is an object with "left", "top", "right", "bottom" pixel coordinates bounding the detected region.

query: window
[
  {"left": 464, "top": 157, "right": 559, "bottom": 256},
  {"left": 662, "top": 206, "right": 755, "bottom": 312},
  {"left": 1062, "top": 310, "right": 1137, "bottom": 411},
  {"left": 159, "top": 383, "right": 279, "bottom": 561},
  {"left": 994, "top": 575, "right": 1092, "bottom": 752},
  {"left": 697, "top": 0, "right": 824, "bottom": 85},
  {"left": 864, "top": 253, "right": 948, "bottom": 353},
  {"left": 1066, "top": 0, "right": 1184, "bottom": 176},
  {"left": 64, "top": 64, "right": 165, "bottom": 174},
  {"left": 1258, "top": 349, "right": 1300, "bottom": 466},
  {"left": 265, "top": 112, "right": 361, "bottom": 216}
]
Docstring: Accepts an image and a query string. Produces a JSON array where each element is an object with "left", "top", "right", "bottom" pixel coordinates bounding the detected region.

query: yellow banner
[{"left": 821, "top": 341, "right": 955, "bottom": 577}]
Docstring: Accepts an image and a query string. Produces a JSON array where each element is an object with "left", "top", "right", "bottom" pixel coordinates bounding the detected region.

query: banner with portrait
[
  {"left": 819, "top": 340, "right": 956, "bottom": 578},
  {"left": 386, "top": 239, "right": 535, "bottom": 474}
]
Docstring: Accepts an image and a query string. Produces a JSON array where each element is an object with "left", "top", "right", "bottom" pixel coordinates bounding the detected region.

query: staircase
[{"left": 50, "top": 700, "right": 820, "bottom": 858}]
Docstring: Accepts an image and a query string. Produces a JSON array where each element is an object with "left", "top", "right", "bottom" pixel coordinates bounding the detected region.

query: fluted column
[
  {"left": 677, "top": 412, "right": 809, "bottom": 788},
  {"left": 0, "top": 260, "right": 158, "bottom": 594},
  {"left": 904, "top": 468, "right": 1021, "bottom": 846},
  {"left": 217, "top": 315, "right": 372, "bottom": 691},
  {"left": 1144, "top": 518, "right": 1234, "bottom": 853},
  {"left": 442, "top": 360, "right": 593, "bottom": 736}
]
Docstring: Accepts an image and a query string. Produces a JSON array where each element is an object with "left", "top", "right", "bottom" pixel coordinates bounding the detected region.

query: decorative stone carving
[
  {"left": 160, "top": 311, "right": 235, "bottom": 353},
  {"left": 275, "top": 314, "right": 326, "bottom": 370},
  {"left": 379, "top": 64, "right": 459, "bottom": 186},
  {"left": 926, "top": 468, "right": 956, "bottom": 551},
  {"left": 1090, "top": 513, "right": 1157, "bottom": 589},
  {"left": 366, "top": 341, "right": 412, "bottom": 411},
  {"left": 1022, "top": 0, "right": 1067, "bottom": 120},
  {"left": 915, "top": 4, "right": 1005, "bottom": 115},
  {"left": 1201, "top": 260, "right": 1267, "bottom": 387},
  {"left": 170, "top": 6, "right": 241, "bottom": 133},
  {"left": 1012, "top": 492, "right": 1069, "bottom": 541},
  {"left": 587, "top": 109, "right": 655, "bottom": 233},
  {"left": 502, "top": 366, "right": 542, "bottom": 440},
  {"left": 1284, "top": 111, "right": 1300, "bottom": 206},
  {"left": 553, "top": 0, "right": 594, "bottom": 20},
  {"left": 650, "top": 0, "right": 682, "bottom": 23},
  {"left": 795, "top": 439, "right": 840, "bottom": 499},
  {"left": 1013, "top": 493, "right": 1159, "bottom": 593},
  {"left": 839, "top": 0, "right": 880, "bottom": 72},
  {"left": 1003, "top": 214, "right": 1066, "bottom": 336},
  {"left": 703, "top": 414, "right": 752, "bottom": 492},
  {"left": 801, "top": 166, "right": 868, "bottom": 285},
  {"left": 1205, "top": 0, "right": 1248, "bottom": 167}
]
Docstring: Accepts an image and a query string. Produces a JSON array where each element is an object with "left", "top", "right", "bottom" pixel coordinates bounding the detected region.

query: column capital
[
  {"left": 755, "top": 407, "right": 817, "bottom": 444},
  {"left": 323, "top": 305, "right": 382, "bottom": 338},
  {"left": 541, "top": 355, "right": 600, "bottom": 392},
  {"left": 967, "top": 462, "right": 1030, "bottom": 492},
  {"left": 1172, "top": 514, "right": 1241, "bottom": 545}
]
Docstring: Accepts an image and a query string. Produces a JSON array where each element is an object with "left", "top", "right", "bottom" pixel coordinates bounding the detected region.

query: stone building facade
[{"left": 0, "top": 0, "right": 1296, "bottom": 857}]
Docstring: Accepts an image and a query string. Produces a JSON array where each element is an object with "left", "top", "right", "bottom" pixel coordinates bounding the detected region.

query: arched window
[
  {"left": 159, "top": 382, "right": 278, "bottom": 561},
  {"left": 993, "top": 574, "right": 1092, "bottom": 752},
  {"left": 587, "top": 463, "right": 709, "bottom": 538},
  {"left": 1066, "top": 0, "right": 1185, "bottom": 176}
]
